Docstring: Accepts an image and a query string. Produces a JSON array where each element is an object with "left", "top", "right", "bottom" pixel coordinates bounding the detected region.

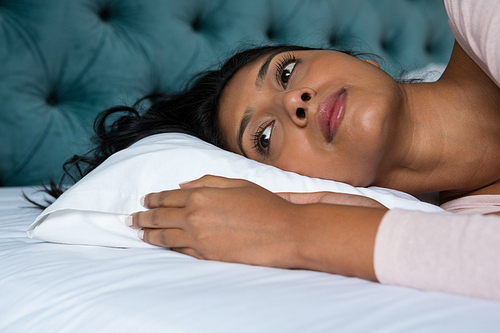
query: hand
[
  {"left": 129, "top": 175, "right": 303, "bottom": 268},
  {"left": 129, "top": 175, "right": 387, "bottom": 280}
]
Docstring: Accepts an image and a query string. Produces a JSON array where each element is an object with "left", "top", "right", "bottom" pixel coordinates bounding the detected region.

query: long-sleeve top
[{"left": 373, "top": 0, "right": 500, "bottom": 301}]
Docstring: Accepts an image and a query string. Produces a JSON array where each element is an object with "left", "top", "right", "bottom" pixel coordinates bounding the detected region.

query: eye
[
  {"left": 280, "top": 62, "right": 296, "bottom": 86},
  {"left": 275, "top": 53, "right": 299, "bottom": 89},
  {"left": 260, "top": 125, "right": 272, "bottom": 148},
  {"left": 252, "top": 120, "right": 275, "bottom": 156}
]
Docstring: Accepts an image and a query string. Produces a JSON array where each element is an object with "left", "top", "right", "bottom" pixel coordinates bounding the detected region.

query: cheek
[
  {"left": 275, "top": 151, "right": 374, "bottom": 185},
  {"left": 272, "top": 136, "right": 325, "bottom": 177},
  {"left": 273, "top": 134, "right": 378, "bottom": 186}
]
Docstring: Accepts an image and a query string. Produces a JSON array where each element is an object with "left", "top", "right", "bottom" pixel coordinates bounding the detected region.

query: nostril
[
  {"left": 301, "top": 93, "right": 311, "bottom": 102},
  {"left": 296, "top": 108, "right": 306, "bottom": 119}
]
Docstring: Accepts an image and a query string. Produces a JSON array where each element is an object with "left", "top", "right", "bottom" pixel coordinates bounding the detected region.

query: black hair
[{"left": 28, "top": 44, "right": 332, "bottom": 208}]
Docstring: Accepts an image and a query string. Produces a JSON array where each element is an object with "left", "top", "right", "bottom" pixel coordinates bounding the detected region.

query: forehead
[{"left": 218, "top": 56, "right": 265, "bottom": 153}]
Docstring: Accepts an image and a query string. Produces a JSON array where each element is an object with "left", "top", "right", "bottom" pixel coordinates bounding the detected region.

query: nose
[{"left": 282, "top": 88, "right": 314, "bottom": 126}]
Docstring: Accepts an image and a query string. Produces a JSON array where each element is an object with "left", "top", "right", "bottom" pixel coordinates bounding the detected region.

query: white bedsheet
[{"left": 1, "top": 187, "right": 500, "bottom": 332}]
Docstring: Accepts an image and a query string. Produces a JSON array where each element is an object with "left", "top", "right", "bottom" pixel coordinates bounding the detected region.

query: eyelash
[
  {"left": 251, "top": 53, "right": 299, "bottom": 157},
  {"left": 275, "top": 53, "right": 299, "bottom": 88}
]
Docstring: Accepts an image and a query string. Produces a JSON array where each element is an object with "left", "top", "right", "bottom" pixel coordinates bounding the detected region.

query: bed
[
  {"left": 2, "top": 133, "right": 500, "bottom": 332},
  {"left": 2, "top": 185, "right": 500, "bottom": 332},
  {"left": 2, "top": 0, "right": 500, "bottom": 331}
]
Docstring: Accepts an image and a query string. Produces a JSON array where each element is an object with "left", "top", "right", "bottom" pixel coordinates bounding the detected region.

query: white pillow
[
  {"left": 27, "top": 133, "right": 445, "bottom": 248},
  {"left": 403, "top": 63, "right": 447, "bottom": 82}
]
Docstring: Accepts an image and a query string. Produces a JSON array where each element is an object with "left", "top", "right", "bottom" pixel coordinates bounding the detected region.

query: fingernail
[
  {"left": 140, "top": 195, "right": 146, "bottom": 207},
  {"left": 137, "top": 229, "right": 144, "bottom": 240},
  {"left": 125, "top": 215, "right": 134, "bottom": 227}
]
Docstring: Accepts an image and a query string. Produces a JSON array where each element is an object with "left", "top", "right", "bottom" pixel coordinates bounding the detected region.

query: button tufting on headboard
[
  {"left": 46, "top": 91, "right": 59, "bottom": 107},
  {"left": 98, "top": 5, "right": 112, "bottom": 22},
  {"left": 0, "top": 0, "right": 454, "bottom": 186},
  {"left": 265, "top": 27, "right": 276, "bottom": 41},
  {"left": 190, "top": 13, "right": 202, "bottom": 32}
]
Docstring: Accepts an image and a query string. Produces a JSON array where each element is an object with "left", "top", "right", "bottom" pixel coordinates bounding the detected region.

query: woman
[{"left": 45, "top": 0, "right": 500, "bottom": 299}]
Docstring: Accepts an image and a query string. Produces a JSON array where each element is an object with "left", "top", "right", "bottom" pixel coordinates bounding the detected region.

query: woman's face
[{"left": 218, "top": 50, "right": 405, "bottom": 186}]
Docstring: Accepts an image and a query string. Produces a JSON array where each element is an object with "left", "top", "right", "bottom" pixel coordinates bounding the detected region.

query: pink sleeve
[
  {"left": 441, "top": 195, "right": 500, "bottom": 215},
  {"left": 374, "top": 209, "right": 500, "bottom": 300},
  {"left": 444, "top": 0, "right": 500, "bottom": 86}
]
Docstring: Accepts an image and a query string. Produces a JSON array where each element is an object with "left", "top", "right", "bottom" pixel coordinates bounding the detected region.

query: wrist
[{"left": 289, "top": 203, "right": 386, "bottom": 281}]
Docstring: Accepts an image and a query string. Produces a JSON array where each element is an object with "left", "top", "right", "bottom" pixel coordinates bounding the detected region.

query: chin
[{"left": 322, "top": 168, "right": 374, "bottom": 187}]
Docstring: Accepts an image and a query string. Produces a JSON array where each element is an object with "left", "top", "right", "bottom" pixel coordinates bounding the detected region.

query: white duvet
[{"left": 1, "top": 187, "right": 500, "bottom": 332}]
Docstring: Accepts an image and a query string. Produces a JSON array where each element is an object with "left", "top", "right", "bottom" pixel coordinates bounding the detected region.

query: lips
[{"left": 318, "top": 89, "right": 347, "bottom": 142}]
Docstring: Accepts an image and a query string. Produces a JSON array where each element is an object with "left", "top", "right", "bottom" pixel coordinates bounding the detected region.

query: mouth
[{"left": 318, "top": 88, "right": 347, "bottom": 142}]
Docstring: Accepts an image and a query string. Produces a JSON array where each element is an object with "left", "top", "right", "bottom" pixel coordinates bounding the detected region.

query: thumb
[{"left": 179, "top": 175, "right": 250, "bottom": 189}]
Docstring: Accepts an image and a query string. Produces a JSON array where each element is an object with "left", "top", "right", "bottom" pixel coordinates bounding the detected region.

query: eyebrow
[
  {"left": 255, "top": 51, "right": 281, "bottom": 89},
  {"left": 237, "top": 51, "right": 282, "bottom": 157},
  {"left": 237, "top": 108, "right": 254, "bottom": 158}
]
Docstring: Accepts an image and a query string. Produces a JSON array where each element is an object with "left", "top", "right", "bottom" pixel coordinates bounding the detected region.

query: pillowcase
[
  {"left": 403, "top": 63, "right": 447, "bottom": 82},
  {"left": 27, "top": 133, "right": 445, "bottom": 248}
]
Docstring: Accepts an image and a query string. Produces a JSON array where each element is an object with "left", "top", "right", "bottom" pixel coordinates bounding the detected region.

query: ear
[{"left": 363, "top": 59, "right": 380, "bottom": 68}]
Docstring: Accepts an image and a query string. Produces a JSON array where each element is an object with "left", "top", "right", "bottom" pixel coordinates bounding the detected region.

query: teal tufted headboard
[{"left": 0, "top": 0, "right": 453, "bottom": 186}]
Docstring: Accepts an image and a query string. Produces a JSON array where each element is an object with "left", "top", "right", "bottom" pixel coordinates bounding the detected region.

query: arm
[
  {"left": 129, "top": 175, "right": 386, "bottom": 281},
  {"left": 288, "top": 203, "right": 385, "bottom": 281},
  {"left": 444, "top": 0, "right": 500, "bottom": 87},
  {"left": 129, "top": 175, "right": 500, "bottom": 300},
  {"left": 375, "top": 209, "right": 500, "bottom": 300}
]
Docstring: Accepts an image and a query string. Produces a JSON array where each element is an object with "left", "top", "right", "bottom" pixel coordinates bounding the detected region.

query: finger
[
  {"left": 179, "top": 174, "right": 249, "bottom": 189},
  {"left": 276, "top": 192, "right": 327, "bottom": 204},
  {"left": 144, "top": 189, "right": 192, "bottom": 208},
  {"left": 141, "top": 228, "right": 190, "bottom": 248},
  {"left": 316, "top": 192, "right": 386, "bottom": 208},
  {"left": 277, "top": 191, "right": 386, "bottom": 208},
  {"left": 131, "top": 208, "right": 185, "bottom": 229}
]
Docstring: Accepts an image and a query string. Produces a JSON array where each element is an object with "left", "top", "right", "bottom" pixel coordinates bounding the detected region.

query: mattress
[{"left": 1, "top": 186, "right": 499, "bottom": 332}]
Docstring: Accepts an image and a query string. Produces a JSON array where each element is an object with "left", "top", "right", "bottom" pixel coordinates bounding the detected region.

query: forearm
[
  {"left": 136, "top": 177, "right": 388, "bottom": 281},
  {"left": 374, "top": 209, "right": 500, "bottom": 300},
  {"left": 289, "top": 203, "right": 387, "bottom": 281}
]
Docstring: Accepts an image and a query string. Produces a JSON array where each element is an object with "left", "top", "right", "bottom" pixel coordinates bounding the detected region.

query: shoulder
[
  {"left": 444, "top": 0, "right": 500, "bottom": 87},
  {"left": 444, "top": 0, "right": 500, "bottom": 30}
]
